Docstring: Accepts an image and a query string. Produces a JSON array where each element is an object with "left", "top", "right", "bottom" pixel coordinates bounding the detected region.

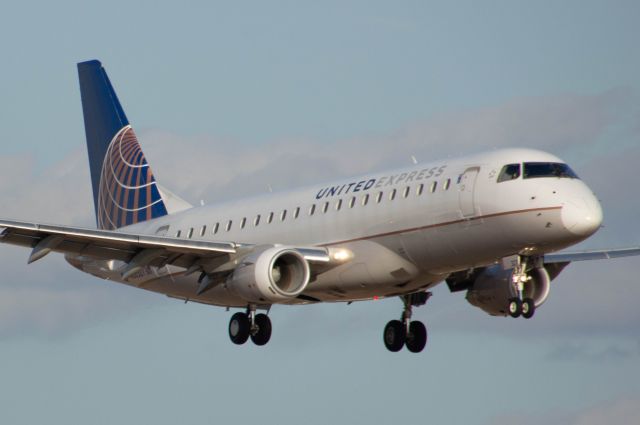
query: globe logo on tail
[{"left": 97, "top": 126, "right": 167, "bottom": 230}]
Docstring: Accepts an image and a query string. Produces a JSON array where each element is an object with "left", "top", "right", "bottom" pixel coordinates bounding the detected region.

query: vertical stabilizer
[{"left": 78, "top": 60, "right": 169, "bottom": 230}]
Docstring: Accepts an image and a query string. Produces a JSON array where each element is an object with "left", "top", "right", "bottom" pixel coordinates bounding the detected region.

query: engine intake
[{"left": 226, "top": 246, "right": 311, "bottom": 303}]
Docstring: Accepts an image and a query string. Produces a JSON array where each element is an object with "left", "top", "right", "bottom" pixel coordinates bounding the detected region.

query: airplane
[{"left": 1, "top": 60, "right": 638, "bottom": 353}]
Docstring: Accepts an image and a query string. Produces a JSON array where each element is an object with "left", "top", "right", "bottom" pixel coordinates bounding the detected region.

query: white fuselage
[{"left": 67, "top": 148, "right": 602, "bottom": 307}]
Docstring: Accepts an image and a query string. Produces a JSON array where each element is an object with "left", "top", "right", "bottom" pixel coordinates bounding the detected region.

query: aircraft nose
[{"left": 561, "top": 192, "right": 603, "bottom": 236}]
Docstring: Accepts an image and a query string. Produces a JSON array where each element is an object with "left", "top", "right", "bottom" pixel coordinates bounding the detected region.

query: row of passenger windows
[{"left": 174, "top": 178, "right": 453, "bottom": 238}]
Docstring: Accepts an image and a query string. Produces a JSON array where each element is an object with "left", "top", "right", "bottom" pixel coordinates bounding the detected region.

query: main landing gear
[
  {"left": 383, "top": 292, "right": 431, "bottom": 353},
  {"left": 507, "top": 256, "right": 536, "bottom": 319},
  {"left": 228, "top": 305, "right": 272, "bottom": 346}
]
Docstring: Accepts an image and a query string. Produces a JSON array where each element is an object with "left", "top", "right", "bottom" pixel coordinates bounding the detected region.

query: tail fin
[{"left": 78, "top": 60, "right": 170, "bottom": 230}]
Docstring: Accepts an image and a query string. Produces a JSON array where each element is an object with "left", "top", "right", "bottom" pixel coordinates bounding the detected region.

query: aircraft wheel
[
  {"left": 229, "top": 312, "right": 250, "bottom": 345},
  {"left": 508, "top": 298, "right": 522, "bottom": 318},
  {"left": 522, "top": 298, "right": 536, "bottom": 319},
  {"left": 250, "top": 313, "right": 272, "bottom": 346},
  {"left": 383, "top": 320, "right": 406, "bottom": 352},
  {"left": 405, "top": 321, "right": 427, "bottom": 353}
]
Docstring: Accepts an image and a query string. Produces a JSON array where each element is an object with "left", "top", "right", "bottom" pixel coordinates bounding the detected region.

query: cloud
[
  {"left": 0, "top": 149, "right": 93, "bottom": 225},
  {"left": 139, "top": 87, "right": 639, "bottom": 201},
  {"left": 571, "top": 398, "right": 640, "bottom": 425},
  {"left": 0, "top": 238, "right": 155, "bottom": 339},
  {"left": 490, "top": 396, "right": 640, "bottom": 425},
  {"left": 1, "top": 88, "right": 639, "bottom": 339},
  {"left": 545, "top": 339, "right": 640, "bottom": 363},
  {"left": 0, "top": 284, "right": 142, "bottom": 339},
  {"left": 0, "top": 150, "right": 154, "bottom": 339}
]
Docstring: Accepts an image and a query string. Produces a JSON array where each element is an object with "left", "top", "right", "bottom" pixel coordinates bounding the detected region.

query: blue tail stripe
[{"left": 78, "top": 60, "right": 129, "bottom": 216}]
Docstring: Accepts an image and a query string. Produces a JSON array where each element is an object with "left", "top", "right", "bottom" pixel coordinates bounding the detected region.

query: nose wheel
[
  {"left": 383, "top": 292, "right": 431, "bottom": 353},
  {"left": 521, "top": 298, "right": 535, "bottom": 319},
  {"left": 228, "top": 305, "right": 272, "bottom": 346}
]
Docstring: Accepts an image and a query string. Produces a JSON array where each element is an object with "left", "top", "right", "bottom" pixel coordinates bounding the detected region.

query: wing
[
  {"left": 545, "top": 247, "right": 640, "bottom": 263},
  {"left": 0, "top": 219, "right": 331, "bottom": 281}
]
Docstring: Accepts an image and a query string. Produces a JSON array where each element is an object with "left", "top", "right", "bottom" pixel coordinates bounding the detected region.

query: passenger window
[
  {"left": 349, "top": 197, "right": 356, "bottom": 208},
  {"left": 294, "top": 207, "right": 300, "bottom": 219},
  {"left": 497, "top": 163, "right": 521, "bottom": 182},
  {"left": 213, "top": 222, "right": 219, "bottom": 234},
  {"left": 403, "top": 186, "right": 410, "bottom": 198},
  {"left": 254, "top": 215, "right": 261, "bottom": 226},
  {"left": 416, "top": 184, "right": 424, "bottom": 196},
  {"left": 175, "top": 230, "right": 182, "bottom": 238},
  {"left": 323, "top": 202, "right": 329, "bottom": 213},
  {"left": 389, "top": 189, "right": 396, "bottom": 201},
  {"left": 336, "top": 199, "right": 342, "bottom": 211},
  {"left": 309, "top": 204, "right": 316, "bottom": 216},
  {"left": 281, "top": 210, "right": 287, "bottom": 221},
  {"left": 240, "top": 217, "right": 247, "bottom": 229},
  {"left": 188, "top": 228, "right": 194, "bottom": 239},
  {"left": 362, "top": 194, "right": 369, "bottom": 206},
  {"left": 430, "top": 181, "right": 437, "bottom": 193},
  {"left": 376, "top": 192, "right": 383, "bottom": 203},
  {"left": 200, "top": 225, "right": 206, "bottom": 236},
  {"left": 268, "top": 212, "right": 274, "bottom": 224},
  {"left": 444, "top": 179, "right": 451, "bottom": 190},
  {"left": 225, "top": 220, "right": 232, "bottom": 232}
]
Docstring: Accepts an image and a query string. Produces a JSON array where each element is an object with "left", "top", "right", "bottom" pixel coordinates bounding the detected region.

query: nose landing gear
[
  {"left": 508, "top": 256, "right": 537, "bottom": 319},
  {"left": 383, "top": 292, "right": 431, "bottom": 353}
]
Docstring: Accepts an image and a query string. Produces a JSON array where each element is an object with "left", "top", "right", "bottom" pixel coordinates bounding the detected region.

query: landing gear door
[{"left": 459, "top": 167, "right": 480, "bottom": 218}]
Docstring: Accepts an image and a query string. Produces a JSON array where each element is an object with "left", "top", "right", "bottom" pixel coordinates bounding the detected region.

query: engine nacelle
[
  {"left": 464, "top": 264, "right": 551, "bottom": 316},
  {"left": 226, "top": 246, "right": 311, "bottom": 303}
]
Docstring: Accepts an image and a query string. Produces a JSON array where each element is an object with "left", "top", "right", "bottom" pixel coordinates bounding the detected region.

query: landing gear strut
[
  {"left": 508, "top": 256, "right": 537, "bottom": 319},
  {"left": 228, "top": 305, "right": 272, "bottom": 346},
  {"left": 383, "top": 292, "right": 431, "bottom": 353}
]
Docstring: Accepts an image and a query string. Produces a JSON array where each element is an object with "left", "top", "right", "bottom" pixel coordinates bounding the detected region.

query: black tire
[
  {"left": 383, "top": 320, "right": 406, "bottom": 352},
  {"left": 250, "top": 313, "right": 272, "bottom": 346},
  {"left": 522, "top": 298, "right": 536, "bottom": 319},
  {"left": 406, "top": 321, "right": 427, "bottom": 353},
  {"left": 508, "top": 298, "right": 522, "bottom": 318},
  {"left": 229, "top": 312, "right": 250, "bottom": 345}
]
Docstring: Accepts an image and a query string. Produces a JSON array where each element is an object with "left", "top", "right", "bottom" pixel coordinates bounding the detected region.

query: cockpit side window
[
  {"left": 497, "top": 163, "right": 521, "bottom": 182},
  {"left": 523, "top": 162, "right": 579, "bottom": 179}
]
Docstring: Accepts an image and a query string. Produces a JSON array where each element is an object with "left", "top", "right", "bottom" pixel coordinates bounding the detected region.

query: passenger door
[{"left": 458, "top": 167, "right": 479, "bottom": 218}]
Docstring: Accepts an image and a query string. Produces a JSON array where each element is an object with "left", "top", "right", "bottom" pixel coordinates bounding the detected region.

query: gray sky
[{"left": 1, "top": 1, "right": 639, "bottom": 424}]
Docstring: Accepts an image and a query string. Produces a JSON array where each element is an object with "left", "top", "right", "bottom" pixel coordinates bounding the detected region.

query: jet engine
[
  {"left": 447, "top": 264, "right": 553, "bottom": 316},
  {"left": 226, "top": 246, "right": 311, "bottom": 303}
]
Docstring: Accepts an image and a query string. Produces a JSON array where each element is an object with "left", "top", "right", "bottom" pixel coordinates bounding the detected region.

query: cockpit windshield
[{"left": 523, "top": 162, "right": 579, "bottom": 179}]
